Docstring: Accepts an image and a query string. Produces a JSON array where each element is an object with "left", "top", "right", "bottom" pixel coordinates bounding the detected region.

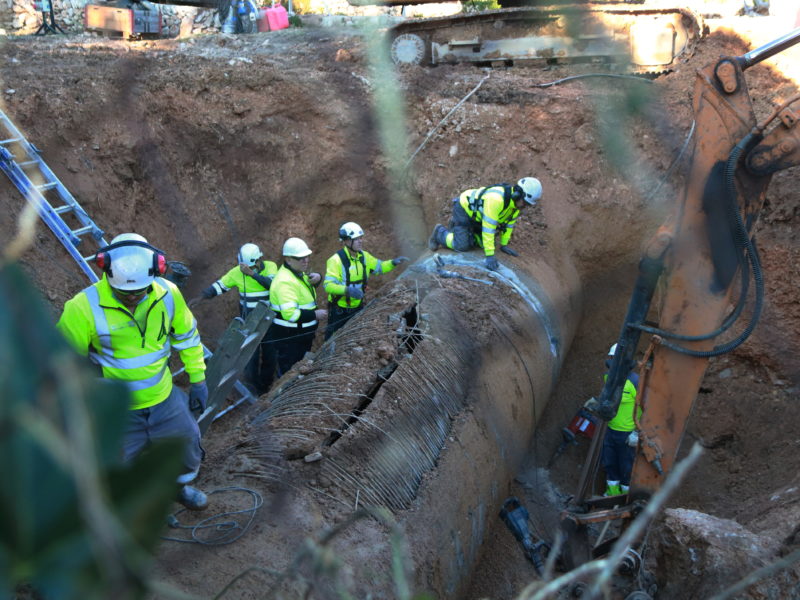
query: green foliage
[
  {"left": 0, "top": 263, "right": 184, "bottom": 600},
  {"left": 288, "top": 14, "right": 303, "bottom": 27},
  {"left": 289, "top": 0, "right": 310, "bottom": 15},
  {"left": 462, "top": 0, "right": 500, "bottom": 13}
]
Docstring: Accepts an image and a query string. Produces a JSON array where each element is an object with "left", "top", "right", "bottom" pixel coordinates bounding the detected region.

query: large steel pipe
[{"left": 239, "top": 247, "right": 582, "bottom": 598}]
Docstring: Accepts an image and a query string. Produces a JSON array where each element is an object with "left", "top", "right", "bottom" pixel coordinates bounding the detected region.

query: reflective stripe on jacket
[
  {"left": 210, "top": 261, "right": 278, "bottom": 310},
  {"left": 269, "top": 264, "right": 318, "bottom": 328},
  {"left": 56, "top": 276, "right": 206, "bottom": 410},
  {"left": 323, "top": 249, "right": 393, "bottom": 309},
  {"left": 458, "top": 186, "right": 520, "bottom": 256}
]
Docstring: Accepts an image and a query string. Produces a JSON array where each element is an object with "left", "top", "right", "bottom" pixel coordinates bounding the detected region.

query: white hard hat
[
  {"left": 517, "top": 177, "right": 542, "bottom": 206},
  {"left": 339, "top": 221, "right": 364, "bottom": 241},
  {"left": 282, "top": 237, "right": 312, "bottom": 258},
  {"left": 102, "top": 233, "right": 161, "bottom": 291},
  {"left": 238, "top": 243, "right": 263, "bottom": 266},
  {"left": 608, "top": 343, "right": 618, "bottom": 357}
]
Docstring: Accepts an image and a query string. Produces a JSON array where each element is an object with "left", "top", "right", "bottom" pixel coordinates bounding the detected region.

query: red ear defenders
[{"left": 95, "top": 240, "right": 167, "bottom": 278}]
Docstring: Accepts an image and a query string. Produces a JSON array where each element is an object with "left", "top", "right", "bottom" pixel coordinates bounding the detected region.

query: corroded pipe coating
[{"left": 241, "top": 248, "right": 581, "bottom": 598}]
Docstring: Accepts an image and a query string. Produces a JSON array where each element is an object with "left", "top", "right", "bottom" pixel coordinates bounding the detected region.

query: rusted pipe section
[{"left": 240, "top": 247, "right": 582, "bottom": 598}]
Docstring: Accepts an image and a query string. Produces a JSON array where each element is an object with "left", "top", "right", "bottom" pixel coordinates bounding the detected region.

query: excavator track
[{"left": 388, "top": 5, "right": 703, "bottom": 73}]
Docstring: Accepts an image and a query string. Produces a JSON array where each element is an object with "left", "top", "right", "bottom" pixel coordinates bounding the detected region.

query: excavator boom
[{"left": 562, "top": 25, "right": 800, "bottom": 570}]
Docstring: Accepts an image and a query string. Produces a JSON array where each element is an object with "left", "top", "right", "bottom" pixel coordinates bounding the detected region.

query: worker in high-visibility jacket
[
  {"left": 269, "top": 237, "right": 327, "bottom": 376},
  {"left": 189, "top": 243, "right": 278, "bottom": 394},
  {"left": 601, "top": 343, "right": 641, "bottom": 497},
  {"left": 428, "top": 177, "right": 543, "bottom": 271},
  {"left": 56, "top": 233, "right": 209, "bottom": 511},
  {"left": 323, "top": 221, "right": 408, "bottom": 340},
  {"left": 189, "top": 242, "right": 277, "bottom": 317}
]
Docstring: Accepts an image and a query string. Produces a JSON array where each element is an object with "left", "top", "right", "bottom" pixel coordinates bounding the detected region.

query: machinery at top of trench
[
  {"left": 378, "top": 1, "right": 704, "bottom": 71},
  {"left": 551, "top": 24, "right": 800, "bottom": 585}
]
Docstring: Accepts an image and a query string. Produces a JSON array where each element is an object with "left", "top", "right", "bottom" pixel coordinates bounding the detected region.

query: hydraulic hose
[{"left": 634, "top": 133, "right": 765, "bottom": 357}]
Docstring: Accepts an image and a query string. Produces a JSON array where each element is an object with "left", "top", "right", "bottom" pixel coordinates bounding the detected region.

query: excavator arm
[{"left": 562, "top": 26, "right": 800, "bottom": 566}]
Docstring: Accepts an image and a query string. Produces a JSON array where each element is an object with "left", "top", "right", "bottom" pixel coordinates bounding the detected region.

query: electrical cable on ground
[
  {"left": 404, "top": 73, "right": 490, "bottom": 171},
  {"left": 161, "top": 486, "right": 263, "bottom": 545},
  {"left": 532, "top": 72, "right": 654, "bottom": 89}
]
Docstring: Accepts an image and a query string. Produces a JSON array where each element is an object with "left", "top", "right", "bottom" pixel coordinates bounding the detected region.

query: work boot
[
  {"left": 178, "top": 485, "right": 208, "bottom": 511},
  {"left": 428, "top": 224, "right": 446, "bottom": 251}
]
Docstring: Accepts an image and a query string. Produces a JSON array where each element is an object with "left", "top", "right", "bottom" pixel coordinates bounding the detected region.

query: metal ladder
[
  {"left": 0, "top": 108, "right": 257, "bottom": 417},
  {"left": 0, "top": 109, "right": 108, "bottom": 279}
]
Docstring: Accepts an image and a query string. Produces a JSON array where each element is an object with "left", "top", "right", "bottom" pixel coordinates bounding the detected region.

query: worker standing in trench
[
  {"left": 323, "top": 221, "right": 408, "bottom": 340},
  {"left": 56, "top": 233, "right": 210, "bottom": 511},
  {"left": 270, "top": 237, "right": 327, "bottom": 375},
  {"left": 189, "top": 243, "right": 278, "bottom": 394},
  {"left": 428, "top": 177, "right": 543, "bottom": 270},
  {"left": 599, "top": 343, "right": 640, "bottom": 497}
]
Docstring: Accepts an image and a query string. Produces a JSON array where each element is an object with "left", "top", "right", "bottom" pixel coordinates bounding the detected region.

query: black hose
[
  {"left": 532, "top": 73, "right": 653, "bottom": 89},
  {"left": 636, "top": 133, "right": 764, "bottom": 357}
]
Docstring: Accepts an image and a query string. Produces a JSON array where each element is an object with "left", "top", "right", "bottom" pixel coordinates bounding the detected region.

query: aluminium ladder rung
[
  {"left": 0, "top": 107, "right": 255, "bottom": 428},
  {"left": 71, "top": 225, "right": 99, "bottom": 238}
]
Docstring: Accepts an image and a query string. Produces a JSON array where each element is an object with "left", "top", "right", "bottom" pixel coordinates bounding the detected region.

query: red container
[
  {"left": 257, "top": 7, "right": 270, "bottom": 32},
  {"left": 266, "top": 4, "right": 288, "bottom": 31}
]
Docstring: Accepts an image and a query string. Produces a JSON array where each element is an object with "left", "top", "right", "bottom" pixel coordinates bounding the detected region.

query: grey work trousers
[
  {"left": 123, "top": 384, "right": 204, "bottom": 484},
  {"left": 448, "top": 201, "right": 480, "bottom": 251}
]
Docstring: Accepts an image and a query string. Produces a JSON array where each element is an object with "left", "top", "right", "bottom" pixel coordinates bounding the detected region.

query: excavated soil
[{"left": 2, "top": 10, "right": 800, "bottom": 600}]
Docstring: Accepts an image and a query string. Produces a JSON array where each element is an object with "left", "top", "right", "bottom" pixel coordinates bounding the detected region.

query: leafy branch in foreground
[{"left": 0, "top": 263, "right": 184, "bottom": 600}]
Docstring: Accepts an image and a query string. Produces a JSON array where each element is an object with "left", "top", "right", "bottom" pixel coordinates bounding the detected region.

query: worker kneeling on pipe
[
  {"left": 428, "top": 177, "right": 542, "bottom": 271},
  {"left": 323, "top": 221, "right": 408, "bottom": 340},
  {"left": 57, "top": 233, "right": 210, "bottom": 511}
]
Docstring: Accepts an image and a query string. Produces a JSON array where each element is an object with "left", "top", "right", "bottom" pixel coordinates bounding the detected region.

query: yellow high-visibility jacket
[
  {"left": 205, "top": 261, "right": 278, "bottom": 312},
  {"left": 57, "top": 276, "right": 205, "bottom": 410},
  {"left": 458, "top": 186, "right": 520, "bottom": 257},
  {"left": 605, "top": 375, "right": 640, "bottom": 432},
  {"left": 269, "top": 264, "right": 318, "bottom": 329},
  {"left": 324, "top": 248, "right": 393, "bottom": 309}
]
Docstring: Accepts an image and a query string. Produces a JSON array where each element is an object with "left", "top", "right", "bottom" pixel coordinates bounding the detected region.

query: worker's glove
[
  {"left": 345, "top": 284, "right": 364, "bottom": 300},
  {"left": 391, "top": 256, "right": 409, "bottom": 266},
  {"left": 484, "top": 255, "right": 499, "bottom": 271},
  {"left": 627, "top": 431, "right": 639, "bottom": 448},
  {"left": 500, "top": 245, "right": 519, "bottom": 257},
  {"left": 188, "top": 382, "right": 208, "bottom": 415},
  {"left": 583, "top": 396, "right": 599, "bottom": 413}
]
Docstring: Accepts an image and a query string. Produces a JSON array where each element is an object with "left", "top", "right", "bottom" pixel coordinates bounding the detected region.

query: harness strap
[
  {"left": 333, "top": 248, "right": 368, "bottom": 307},
  {"left": 467, "top": 183, "right": 515, "bottom": 216}
]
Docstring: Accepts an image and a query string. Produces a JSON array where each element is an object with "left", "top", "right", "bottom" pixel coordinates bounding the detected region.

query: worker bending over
[
  {"left": 601, "top": 344, "right": 640, "bottom": 497},
  {"left": 270, "top": 237, "right": 327, "bottom": 375},
  {"left": 189, "top": 243, "right": 278, "bottom": 394},
  {"left": 428, "top": 177, "right": 543, "bottom": 271},
  {"left": 324, "top": 221, "right": 408, "bottom": 340},
  {"left": 57, "top": 233, "right": 209, "bottom": 511}
]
